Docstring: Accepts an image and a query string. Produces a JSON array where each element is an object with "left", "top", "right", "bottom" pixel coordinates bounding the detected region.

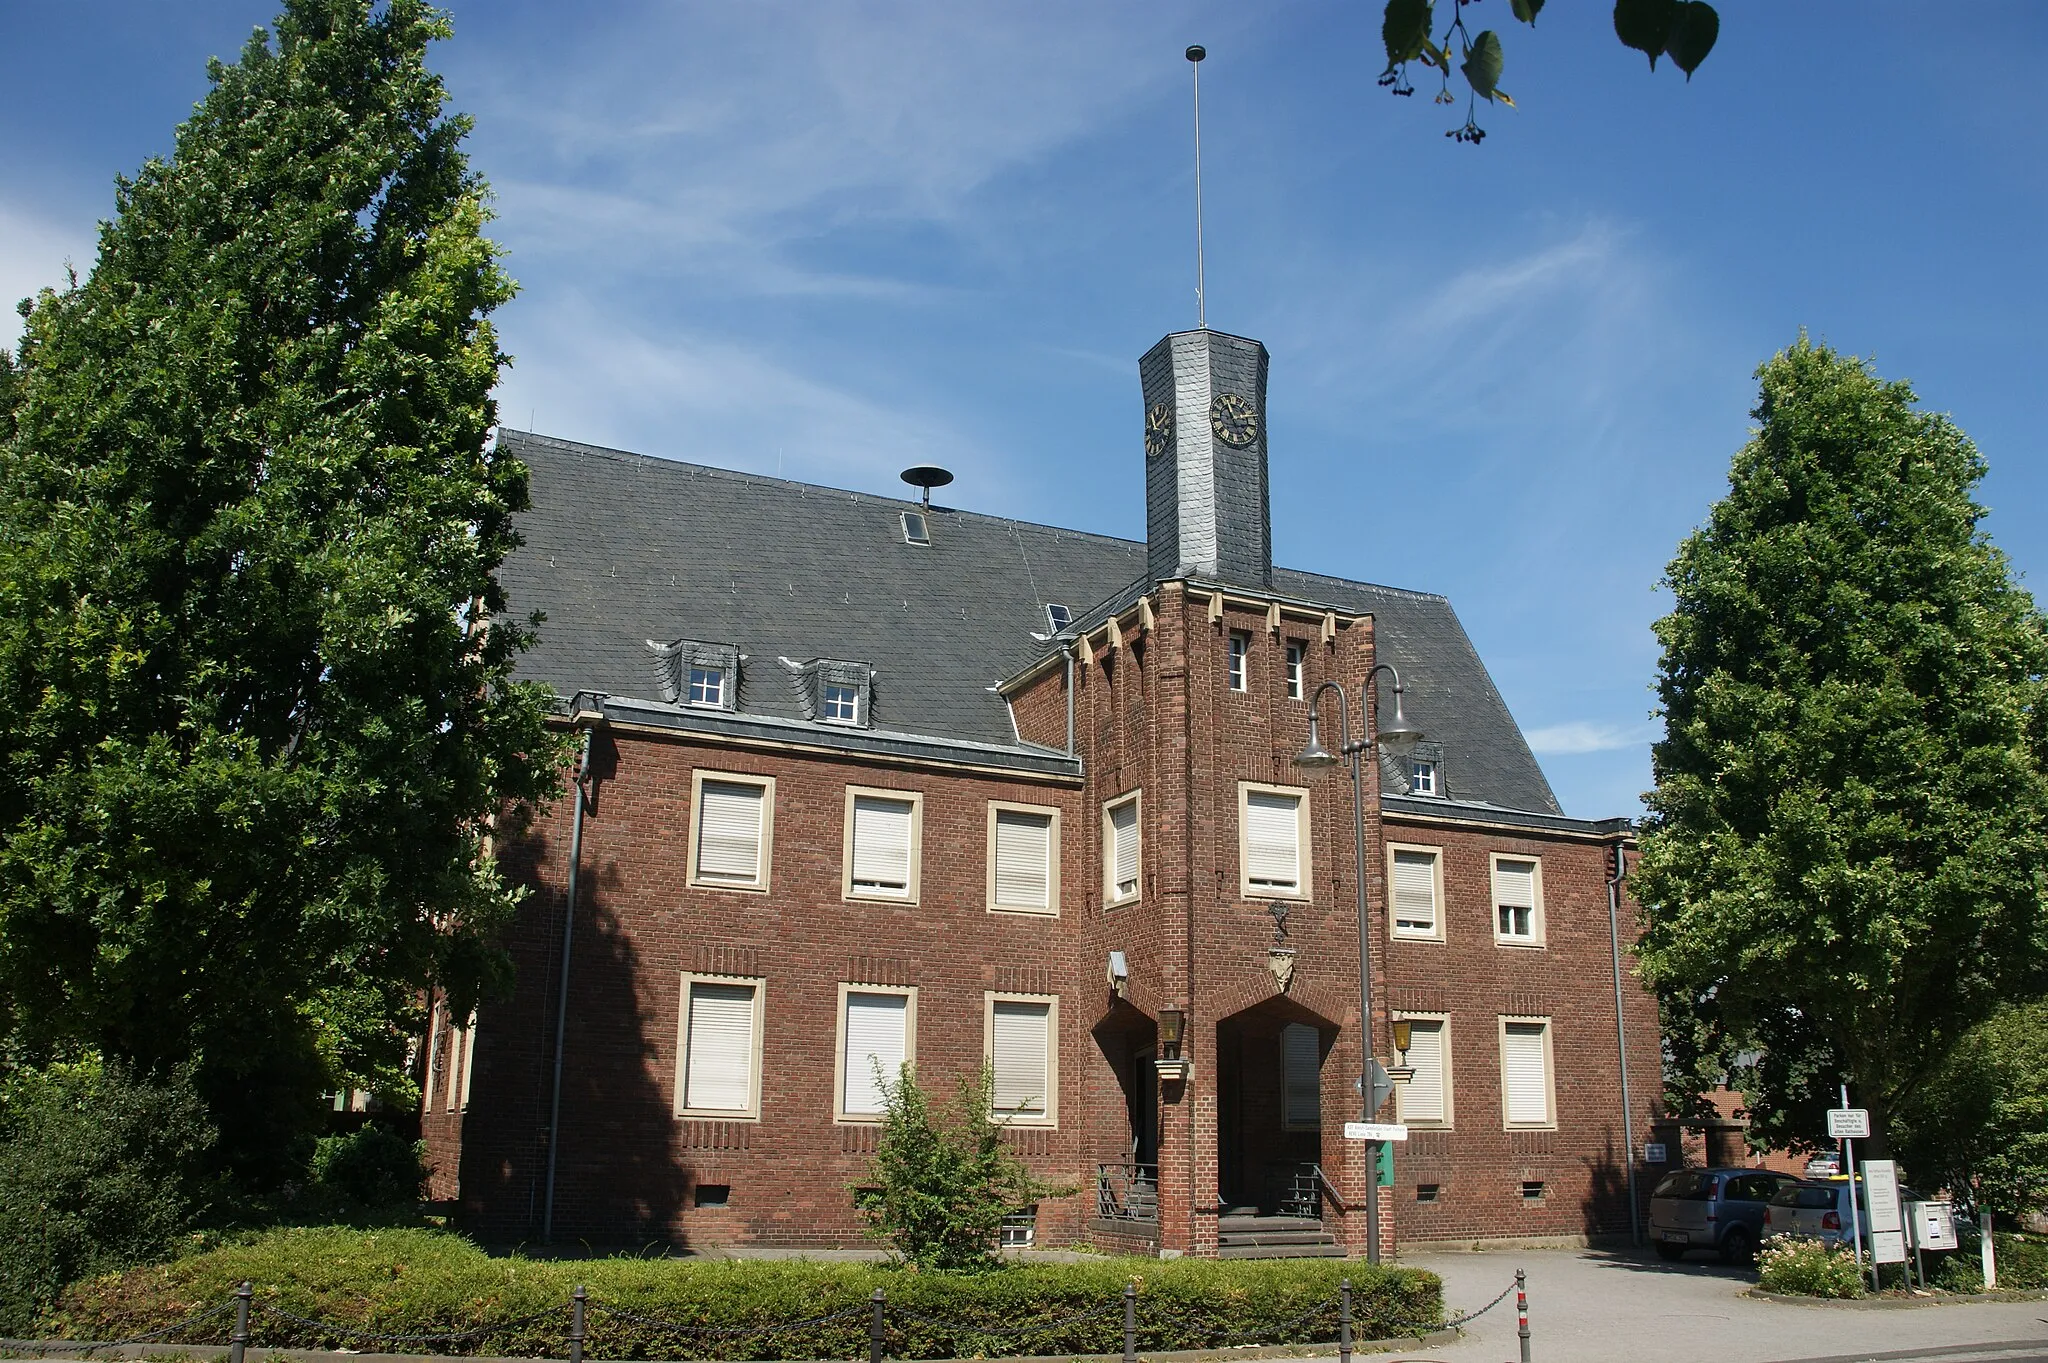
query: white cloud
[
  {"left": 1524, "top": 719, "right": 1661, "bottom": 756},
  {"left": 494, "top": 294, "right": 1012, "bottom": 502},
  {"left": 0, "top": 201, "right": 94, "bottom": 349}
]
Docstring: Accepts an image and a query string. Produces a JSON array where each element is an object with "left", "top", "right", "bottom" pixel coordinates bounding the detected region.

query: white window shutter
[
  {"left": 1495, "top": 860, "right": 1536, "bottom": 910},
  {"left": 697, "top": 782, "right": 764, "bottom": 883},
  {"left": 842, "top": 992, "right": 908, "bottom": 1115},
  {"left": 1110, "top": 801, "right": 1139, "bottom": 896},
  {"left": 455, "top": 1013, "right": 479, "bottom": 1111},
  {"left": 1395, "top": 1020, "right": 1444, "bottom": 1123},
  {"left": 1282, "top": 1023, "right": 1320, "bottom": 1126},
  {"left": 851, "top": 797, "right": 913, "bottom": 893},
  {"left": 1503, "top": 1022, "right": 1549, "bottom": 1124},
  {"left": 990, "top": 1000, "right": 1051, "bottom": 1115},
  {"left": 993, "top": 811, "right": 1052, "bottom": 909},
  {"left": 1392, "top": 850, "right": 1438, "bottom": 932},
  {"left": 1245, "top": 791, "right": 1302, "bottom": 891},
  {"left": 683, "top": 982, "right": 756, "bottom": 1112}
]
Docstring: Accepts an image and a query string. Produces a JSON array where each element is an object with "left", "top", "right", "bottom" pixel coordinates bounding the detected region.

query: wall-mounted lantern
[{"left": 1156, "top": 1008, "right": 1189, "bottom": 1082}]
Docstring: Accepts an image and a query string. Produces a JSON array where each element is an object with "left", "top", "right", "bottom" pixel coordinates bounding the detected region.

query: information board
[
  {"left": 1643, "top": 1142, "right": 1668, "bottom": 1164},
  {"left": 1908, "top": 1201, "right": 1958, "bottom": 1251},
  {"left": 1871, "top": 1230, "right": 1907, "bottom": 1264},
  {"left": 1862, "top": 1159, "right": 1903, "bottom": 1234},
  {"left": 1827, "top": 1107, "right": 1870, "bottom": 1139},
  {"left": 1344, "top": 1121, "right": 1409, "bottom": 1142}
]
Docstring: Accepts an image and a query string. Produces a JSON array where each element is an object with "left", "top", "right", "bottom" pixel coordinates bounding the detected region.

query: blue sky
[{"left": 3, "top": 2, "right": 2044, "bottom": 819}]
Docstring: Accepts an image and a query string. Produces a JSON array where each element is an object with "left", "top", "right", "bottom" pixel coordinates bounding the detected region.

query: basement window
[
  {"left": 1521, "top": 1180, "right": 1547, "bottom": 1202},
  {"left": 1416, "top": 1183, "right": 1441, "bottom": 1204},
  {"left": 1045, "top": 603, "right": 1073, "bottom": 634},
  {"left": 1000, "top": 1207, "right": 1038, "bottom": 1248},
  {"left": 694, "top": 1184, "right": 731, "bottom": 1208},
  {"left": 901, "top": 511, "right": 930, "bottom": 546}
]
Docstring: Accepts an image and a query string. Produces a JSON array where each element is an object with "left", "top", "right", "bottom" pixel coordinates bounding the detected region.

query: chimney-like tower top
[{"left": 1140, "top": 329, "right": 1272, "bottom": 589}]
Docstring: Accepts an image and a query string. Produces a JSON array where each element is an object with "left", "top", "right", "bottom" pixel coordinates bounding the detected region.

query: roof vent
[
  {"left": 901, "top": 510, "right": 930, "bottom": 546},
  {"left": 1045, "top": 603, "right": 1073, "bottom": 633},
  {"left": 900, "top": 464, "right": 953, "bottom": 512}
]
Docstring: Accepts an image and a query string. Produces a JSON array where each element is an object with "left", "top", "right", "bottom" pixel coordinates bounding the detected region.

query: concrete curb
[
  {"left": 0, "top": 1332, "right": 1460, "bottom": 1363},
  {"left": 1746, "top": 1287, "right": 2048, "bottom": 1310}
]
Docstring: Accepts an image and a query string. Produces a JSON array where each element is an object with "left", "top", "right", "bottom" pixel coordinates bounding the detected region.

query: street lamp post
[{"left": 1295, "top": 665, "right": 1423, "bottom": 1265}]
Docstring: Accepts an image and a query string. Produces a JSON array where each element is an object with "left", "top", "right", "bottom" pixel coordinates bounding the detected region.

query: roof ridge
[{"left": 498, "top": 428, "right": 1147, "bottom": 554}]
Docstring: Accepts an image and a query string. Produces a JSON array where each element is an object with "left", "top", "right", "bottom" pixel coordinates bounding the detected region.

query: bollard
[
  {"left": 1123, "top": 1280, "right": 1137, "bottom": 1363},
  {"left": 869, "top": 1286, "right": 887, "bottom": 1363},
  {"left": 1981, "top": 1211, "right": 1997, "bottom": 1290},
  {"left": 1515, "top": 1268, "right": 1530, "bottom": 1363},
  {"left": 1337, "top": 1278, "right": 1353, "bottom": 1363},
  {"left": 568, "top": 1285, "right": 587, "bottom": 1363},
  {"left": 229, "top": 1281, "right": 252, "bottom": 1363}
]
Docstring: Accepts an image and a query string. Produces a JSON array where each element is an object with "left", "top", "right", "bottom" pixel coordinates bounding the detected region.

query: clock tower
[{"left": 1140, "top": 328, "right": 1272, "bottom": 590}]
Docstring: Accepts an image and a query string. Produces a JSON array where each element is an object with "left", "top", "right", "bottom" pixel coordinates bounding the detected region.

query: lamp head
[
  {"left": 1392, "top": 1019, "right": 1413, "bottom": 1055},
  {"left": 1294, "top": 709, "right": 1339, "bottom": 773},
  {"left": 1375, "top": 686, "right": 1425, "bottom": 758}
]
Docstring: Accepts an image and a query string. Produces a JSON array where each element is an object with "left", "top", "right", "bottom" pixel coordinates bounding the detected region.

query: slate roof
[{"left": 495, "top": 429, "right": 1566, "bottom": 819}]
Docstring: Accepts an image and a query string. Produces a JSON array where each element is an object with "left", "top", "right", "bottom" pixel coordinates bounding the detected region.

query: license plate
[{"left": 1662, "top": 1231, "right": 1689, "bottom": 1244}]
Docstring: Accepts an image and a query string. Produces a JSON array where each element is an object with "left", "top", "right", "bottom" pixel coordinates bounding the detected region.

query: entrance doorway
[{"left": 1215, "top": 998, "right": 1332, "bottom": 1215}]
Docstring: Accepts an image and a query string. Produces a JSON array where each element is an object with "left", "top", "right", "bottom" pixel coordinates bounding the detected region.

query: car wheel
[
  {"left": 1654, "top": 1241, "right": 1687, "bottom": 1261},
  {"left": 1721, "top": 1226, "right": 1757, "bottom": 1265}
]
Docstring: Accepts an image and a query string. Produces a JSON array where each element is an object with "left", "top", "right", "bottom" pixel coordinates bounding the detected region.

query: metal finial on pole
[{"left": 1187, "top": 44, "right": 1207, "bottom": 330}]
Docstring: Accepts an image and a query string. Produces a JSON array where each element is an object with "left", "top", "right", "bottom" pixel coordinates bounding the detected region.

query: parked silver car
[
  {"left": 1649, "top": 1167, "right": 1802, "bottom": 1263},
  {"left": 1763, "top": 1177, "right": 1927, "bottom": 1252}
]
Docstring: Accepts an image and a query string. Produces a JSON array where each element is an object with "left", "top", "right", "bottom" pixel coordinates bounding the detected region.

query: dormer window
[
  {"left": 1410, "top": 760, "right": 1437, "bottom": 796},
  {"left": 688, "top": 665, "right": 726, "bottom": 708},
  {"left": 785, "top": 656, "right": 875, "bottom": 729},
  {"left": 649, "top": 638, "right": 740, "bottom": 712}
]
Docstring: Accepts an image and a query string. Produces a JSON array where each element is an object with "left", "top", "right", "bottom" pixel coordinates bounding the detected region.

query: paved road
[{"left": 1380, "top": 1246, "right": 2048, "bottom": 1363}]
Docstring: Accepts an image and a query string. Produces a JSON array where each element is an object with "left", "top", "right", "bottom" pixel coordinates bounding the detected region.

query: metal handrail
[{"left": 1096, "top": 1161, "right": 1160, "bottom": 1221}]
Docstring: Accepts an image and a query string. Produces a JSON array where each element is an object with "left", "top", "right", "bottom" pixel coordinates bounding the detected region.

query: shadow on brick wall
[
  {"left": 1578, "top": 1135, "right": 1643, "bottom": 1242},
  {"left": 461, "top": 732, "right": 692, "bottom": 1252}
]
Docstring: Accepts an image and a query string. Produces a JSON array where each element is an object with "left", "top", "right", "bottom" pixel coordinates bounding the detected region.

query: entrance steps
[{"left": 1216, "top": 1212, "right": 1345, "bottom": 1259}]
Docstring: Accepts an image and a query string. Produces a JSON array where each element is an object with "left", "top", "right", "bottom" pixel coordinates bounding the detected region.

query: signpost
[
  {"left": 1832, "top": 1089, "right": 1868, "bottom": 1289},
  {"left": 1344, "top": 1121, "right": 1409, "bottom": 1142},
  {"left": 1643, "top": 1142, "right": 1668, "bottom": 1165},
  {"left": 1864, "top": 1157, "right": 1906, "bottom": 1289}
]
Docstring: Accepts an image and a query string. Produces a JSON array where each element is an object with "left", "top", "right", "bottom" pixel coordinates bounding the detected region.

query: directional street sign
[
  {"left": 1827, "top": 1107, "right": 1870, "bottom": 1139},
  {"left": 1345, "top": 1121, "right": 1409, "bottom": 1142}
]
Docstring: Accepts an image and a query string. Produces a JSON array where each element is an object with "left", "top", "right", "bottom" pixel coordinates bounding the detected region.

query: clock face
[
  {"left": 1210, "top": 392, "right": 1259, "bottom": 448},
  {"left": 1144, "top": 402, "right": 1175, "bottom": 458}
]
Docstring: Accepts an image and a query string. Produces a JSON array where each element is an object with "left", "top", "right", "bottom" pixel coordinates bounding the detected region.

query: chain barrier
[
  {"left": 254, "top": 1303, "right": 559, "bottom": 1347},
  {"left": 585, "top": 1300, "right": 869, "bottom": 1341},
  {"left": 1193, "top": 1289, "right": 1341, "bottom": 1346},
  {"left": 1438, "top": 1275, "right": 1519, "bottom": 1331},
  {"left": 20, "top": 1299, "right": 240, "bottom": 1355}
]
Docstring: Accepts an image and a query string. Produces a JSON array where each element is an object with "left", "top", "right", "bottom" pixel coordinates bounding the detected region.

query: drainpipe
[
  {"left": 541, "top": 716, "right": 598, "bottom": 1243},
  {"left": 1064, "top": 646, "right": 1076, "bottom": 755},
  {"left": 1607, "top": 836, "right": 1640, "bottom": 1244}
]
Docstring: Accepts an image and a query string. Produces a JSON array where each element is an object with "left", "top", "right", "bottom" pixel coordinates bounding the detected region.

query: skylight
[
  {"left": 1044, "top": 603, "right": 1072, "bottom": 633},
  {"left": 901, "top": 511, "right": 930, "bottom": 546}
]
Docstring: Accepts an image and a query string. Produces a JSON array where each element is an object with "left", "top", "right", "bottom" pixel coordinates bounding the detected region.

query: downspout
[
  {"left": 1608, "top": 836, "right": 1640, "bottom": 1244},
  {"left": 1064, "top": 646, "right": 1076, "bottom": 755},
  {"left": 541, "top": 721, "right": 595, "bottom": 1243}
]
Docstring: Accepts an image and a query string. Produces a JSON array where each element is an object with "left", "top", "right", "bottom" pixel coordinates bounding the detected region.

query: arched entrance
[{"left": 1215, "top": 995, "right": 1337, "bottom": 1216}]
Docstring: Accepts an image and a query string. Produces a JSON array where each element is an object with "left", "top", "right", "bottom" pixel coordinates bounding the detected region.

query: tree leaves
[
  {"left": 1462, "top": 30, "right": 1504, "bottom": 101},
  {"left": 1614, "top": 0, "right": 1719, "bottom": 77},
  {"left": 1381, "top": 0, "right": 1434, "bottom": 71},
  {"left": 1510, "top": 0, "right": 1544, "bottom": 24}
]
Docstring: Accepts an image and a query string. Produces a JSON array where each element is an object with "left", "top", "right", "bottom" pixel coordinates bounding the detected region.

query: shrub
[
  {"left": 0, "top": 1058, "right": 216, "bottom": 1334},
  {"left": 44, "top": 1226, "right": 1443, "bottom": 1357},
  {"left": 1934, "top": 1230, "right": 2048, "bottom": 1293},
  {"left": 853, "top": 1063, "right": 1069, "bottom": 1272},
  {"left": 1756, "top": 1235, "right": 1863, "bottom": 1299},
  {"left": 307, "top": 1126, "right": 426, "bottom": 1210}
]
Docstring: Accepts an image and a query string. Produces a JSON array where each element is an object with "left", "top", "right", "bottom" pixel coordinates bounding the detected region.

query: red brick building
[{"left": 419, "top": 327, "right": 1661, "bottom": 1257}]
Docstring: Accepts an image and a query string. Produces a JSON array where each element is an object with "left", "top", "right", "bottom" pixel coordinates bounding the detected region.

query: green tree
[
  {"left": 1896, "top": 1000, "right": 2048, "bottom": 1221},
  {"left": 1634, "top": 336, "right": 2048, "bottom": 1155},
  {"left": 0, "top": 0, "right": 565, "bottom": 1184},
  {"left": 854, "top": 1063, "right": 1068, "bottom": 1272}
]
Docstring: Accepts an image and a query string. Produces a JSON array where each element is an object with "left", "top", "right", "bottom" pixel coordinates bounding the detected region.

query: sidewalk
[{"left": 1393, "top": 1245, "right": 2048, "bottom": 1363}]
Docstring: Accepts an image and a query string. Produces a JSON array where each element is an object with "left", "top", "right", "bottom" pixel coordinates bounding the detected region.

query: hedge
[{"left": 43, "top": 1227, "right": 1445, "bottom": 1359}]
